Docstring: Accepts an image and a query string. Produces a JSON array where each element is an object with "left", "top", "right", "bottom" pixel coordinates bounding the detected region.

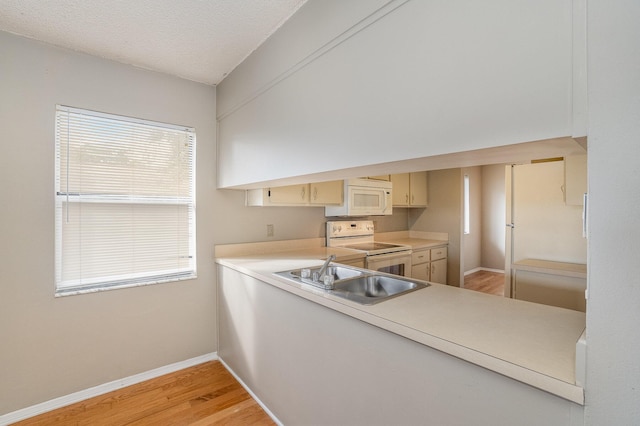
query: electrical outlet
[{"left": 267, "top": 224, "right": 274, "bottom": 237}]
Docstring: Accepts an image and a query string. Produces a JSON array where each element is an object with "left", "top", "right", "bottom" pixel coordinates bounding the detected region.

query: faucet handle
[{"left": 323, "top": 274, "right": 335, "bottom": 287}]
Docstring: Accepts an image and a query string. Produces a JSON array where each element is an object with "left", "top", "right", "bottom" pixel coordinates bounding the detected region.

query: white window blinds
[{"left": 55, "top": 105, "right": 196, "bottom": 295}]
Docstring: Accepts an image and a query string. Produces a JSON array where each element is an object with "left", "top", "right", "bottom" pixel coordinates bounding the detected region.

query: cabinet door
[
  {"left": 412, "top": 262, "right": 430, "bottom": 281},
  {"left": 390, "top": 173, "right": 410, "bottom": 206},
  {"left": 564, "top": 155, "right": 587, "bottom": 206},
  {"left": 409, "top": 171, "right": 428, "bottom": 206},
  {"left": 269, "top": 184, "right": 309, "bottom": 204},
  {"left": 430, "top": 258, "right": 447, "bottom": 284},
  {"left": 310, "top": 180, "right": 343, "bottom": 205}
]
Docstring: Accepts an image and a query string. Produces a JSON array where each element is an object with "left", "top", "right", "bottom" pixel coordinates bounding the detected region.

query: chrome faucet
[{"left": 316, "top": 254, "right": 336, "bottom": 283}]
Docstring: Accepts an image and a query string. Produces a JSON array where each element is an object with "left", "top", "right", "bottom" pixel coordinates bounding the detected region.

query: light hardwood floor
[
  {"left": 13, "top": 361, "right": 275, "bottom": 426},
  {"left": 464, "top": 270, "right": 505, "bottom": 296},
  {"left": 14, "top": 274, "right": 505, "bottom": 425}
]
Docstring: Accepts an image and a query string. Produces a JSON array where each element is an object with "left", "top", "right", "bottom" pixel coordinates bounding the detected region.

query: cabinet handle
[
  {"left": 301, "top": 187, "right": 306, "bottom": 199},
  {"left": 313, "top": 187, "right": 318, "bottom": 200},
  {"left": 405, "top": 194, "right": 409, "bottom": 203},
  {"left": 431, "top": 264, "right": 435, "bottom": 274},
  {"left": 412, "top": 194, "right": 414, "bottom": 203}
]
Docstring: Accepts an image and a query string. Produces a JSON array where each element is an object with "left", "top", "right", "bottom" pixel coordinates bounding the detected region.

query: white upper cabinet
[
  {"left": 409, "top": 172, "right": 428, "bottom": 207},
  {"left": 391, "top": 172, "right": 427, "bottom": 207},
  {"left": 269, "top": 184, "right": 309, "bottom": 204},
  {"left": 309, "top": 181, "right": 343, "bottom": 205},
  {"left": 246, "top": 181, "right": 343, "bottom": 206},
  {"left": 391, "top": 173, "right": 410, "bottom": 206}
]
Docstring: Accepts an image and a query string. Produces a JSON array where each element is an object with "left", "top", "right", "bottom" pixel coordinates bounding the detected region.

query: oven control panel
[{"left": 327, "top": 220, "right": 375, "bottom": 238}]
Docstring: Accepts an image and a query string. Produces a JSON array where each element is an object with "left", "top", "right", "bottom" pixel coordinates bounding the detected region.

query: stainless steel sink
[
  {"left": 274, "top": 265, "right": 428, "bottom": 305},
  {"left": 330, "top": 274, "right": 428, "bottom": 305},
  {"left": 275, "top": 265, "right": 366, "bottom": 289},
  {"left": 291, "top": 265, "right": 365, "bottom": 281}
]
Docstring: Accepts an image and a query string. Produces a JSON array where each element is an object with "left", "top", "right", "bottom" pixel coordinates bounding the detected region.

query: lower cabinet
[
  {"left": 411, "top": 245, "right": 447, "bottom": 284},
  {"left": 430, "top": 258, "right": 447, "bottom": 284}
]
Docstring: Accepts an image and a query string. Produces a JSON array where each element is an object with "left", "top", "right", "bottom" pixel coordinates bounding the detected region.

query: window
[
  {"left": 463, "top": 174, "right": 470, "bottom": 235},
  {"left": 55, "top": 106, "right": 196, "bottom": 296}
]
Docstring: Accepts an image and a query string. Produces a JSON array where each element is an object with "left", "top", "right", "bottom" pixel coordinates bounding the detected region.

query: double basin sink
[{"left": 275, "top": 264, "right": 428, "bottom": 305}]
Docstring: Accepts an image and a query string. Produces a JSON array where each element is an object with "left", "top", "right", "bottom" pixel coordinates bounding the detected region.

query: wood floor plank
[
  {"left": 123, "top": 401, "right": 193, "bottom": 426},
  {"left": 13, "top": 361, "right": 275, "bottom": 426},
  {"left": 464, "top": 270, "right": 505, "bottom": 296},
  {"left": 190, "top": 398, "right": 269, "bottom": 426}
]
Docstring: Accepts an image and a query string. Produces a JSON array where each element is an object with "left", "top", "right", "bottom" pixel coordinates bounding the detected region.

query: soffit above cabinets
[{"left": 229, "top": 136, "right": 587, "bottom": 190}]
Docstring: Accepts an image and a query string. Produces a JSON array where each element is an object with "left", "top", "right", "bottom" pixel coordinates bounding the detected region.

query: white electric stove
[{"left": 326, "top": 220, "right": 412, "bottom": 277}]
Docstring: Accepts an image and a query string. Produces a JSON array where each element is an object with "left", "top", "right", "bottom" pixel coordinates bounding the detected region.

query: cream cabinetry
[
  {"left": 246, "top": 181, "right": 343, "bottom": 206},
  {"left": 391, "top": 172, "right": 428, "bottom": 207},
  {"left": 564, "top": 155, "right": 587, "bottom": 206},
  {"left": 411, "top": 245, "right": 447, "bottom": 284},
  {"left": 267, "top": 184, "right": 309, "bottom": 204},
  {"left": 309, "top": 181, "right": 343, "bottom": 205},
  {"left": 366, "top": 175, "right": 390, "bottom": 181},
  {"left": 430, "top": 258, "right": 447, "bottom": 284}
]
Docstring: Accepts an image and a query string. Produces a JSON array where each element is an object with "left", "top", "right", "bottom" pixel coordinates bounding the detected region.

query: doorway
[{"left": 460, "top": 165, "right": 508, "bottom": 295}]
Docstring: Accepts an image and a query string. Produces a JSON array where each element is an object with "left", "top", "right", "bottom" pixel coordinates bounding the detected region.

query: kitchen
[
  {"left": 214, "top": 158, "right": 587, "bottom": 424},
  {"left": 241, "top": 159, "right": 587, "bottom": 301},
  {"left": 1, "top": 0, "right": 639, "bottom": 425}
]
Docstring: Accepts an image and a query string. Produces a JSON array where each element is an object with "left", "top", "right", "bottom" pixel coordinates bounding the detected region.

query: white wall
[
  {"left": 409, "top": 169, "right": 462, "bottom": 287},
  {"left": 0, "top": 31, "right": 216, "bottom": 414},
  {"left": 216, "top": 0, "right": 391, "bottom": 118},
  {"left": 0, "top": 32, "right": 347, "bottom": 416},
  {"left": 462, "top": 167, "right": 482, "bottom": 273},
  {"left": 481, "top": 164, "right": 507, "bottom": 270},
  {"left": 585, "top": 0, "right": 640, "bottom": 423},
  {"left": 217, "top": 0, "right": 574, "bottom": 188}
]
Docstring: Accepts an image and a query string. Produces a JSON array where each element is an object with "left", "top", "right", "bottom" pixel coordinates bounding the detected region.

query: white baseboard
[
  {"left": 0, "top": 352, "right": 218, "bottom": 425},
  {"left": 464, "top": 267, "right": 505, "bottom": 276},
  {"left": 218, "top": 357, "right": 283, "bottom": 426}
]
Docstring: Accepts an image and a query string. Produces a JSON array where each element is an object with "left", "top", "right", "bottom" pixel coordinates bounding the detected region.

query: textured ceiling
[{"left": 0, "top": 0, "right": 307, "bottom": 85}]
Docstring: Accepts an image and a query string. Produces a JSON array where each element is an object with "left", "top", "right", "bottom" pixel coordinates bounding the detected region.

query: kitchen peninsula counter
[{"left": 215, "top": 241, "right": 585, "bottom": 405}]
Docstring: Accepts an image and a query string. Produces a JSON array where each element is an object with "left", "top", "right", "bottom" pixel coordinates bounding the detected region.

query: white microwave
[{"left": 325, "top": 179, "right": 393, "bottom": 217}]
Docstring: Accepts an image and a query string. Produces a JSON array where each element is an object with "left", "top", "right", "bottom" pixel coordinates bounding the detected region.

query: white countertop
[
  {"left": 513, "top": 258, "right": 587, "bottom": 279},
  {"left": 215, "top": 243, "right": 585, "bottom": 405}
]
